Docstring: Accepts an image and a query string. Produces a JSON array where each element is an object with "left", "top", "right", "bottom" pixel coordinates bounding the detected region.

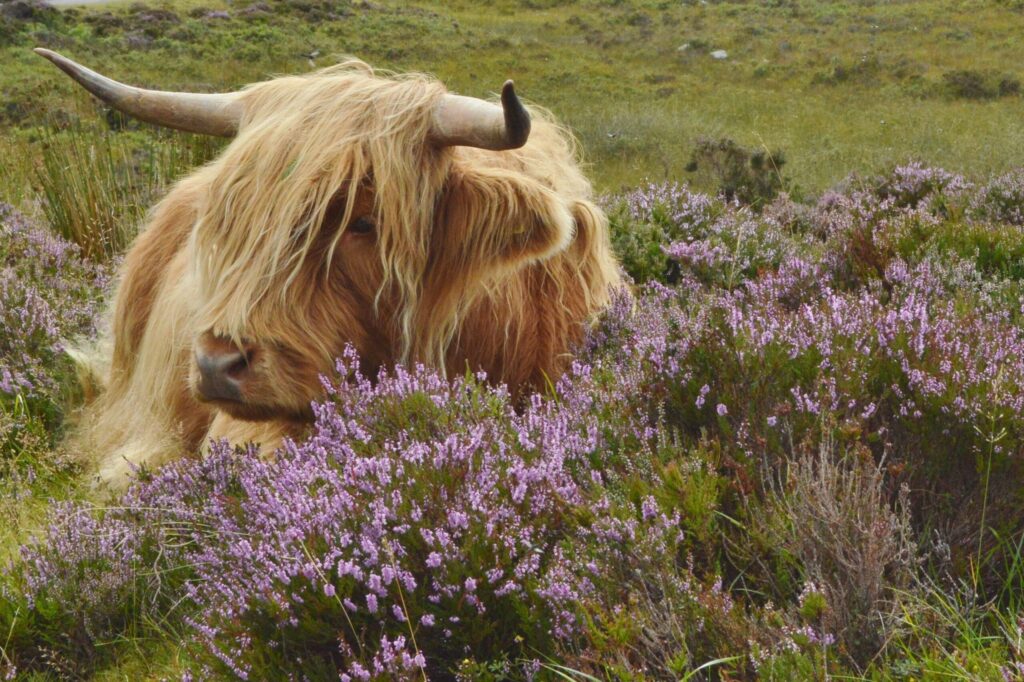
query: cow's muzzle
[{"left": 195, "top": 334, "right": 251, "bottom": 403}]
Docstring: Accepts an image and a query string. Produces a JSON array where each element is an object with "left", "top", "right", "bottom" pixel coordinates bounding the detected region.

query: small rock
[
  {"left": 124, "top": 31, "right": 153, "bottom": 50},
  {"left": 677, "top": 43, "right": 690, "bottom": 52},
  {"left": 133, "top": 7, "right": 180, "bottom": 25},
  {"left": 238, "top": 1, "right": 270, "bottom": 16},
  {"left": 710, "top": 49, "right": 728, "bottom": 60}
]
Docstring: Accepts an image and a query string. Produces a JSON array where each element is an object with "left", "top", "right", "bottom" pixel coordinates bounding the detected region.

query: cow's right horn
[
  {"left": 34, "top": 48, "right": 243, "bottom": 137},
  {"left": 430, "top": 80, "right": 531, "bottom": 151}
]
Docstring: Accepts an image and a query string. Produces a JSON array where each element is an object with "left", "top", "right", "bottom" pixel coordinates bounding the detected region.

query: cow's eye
[{"left": 349, "top": 216, "right": 375, "bottom": 235}]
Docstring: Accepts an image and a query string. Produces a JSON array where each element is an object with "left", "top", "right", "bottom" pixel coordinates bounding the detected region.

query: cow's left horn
[
  {"left": 34, "top": 48, "right": 243, "bottom": 137},
  {"left": 430, "top": 80, "right": 531, "bottom": 151}
]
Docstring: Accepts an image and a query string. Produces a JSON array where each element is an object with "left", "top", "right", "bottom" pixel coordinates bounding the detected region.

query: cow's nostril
[
  {"left": 223, "top": 352, "right": 250, "bottom": 378},
  {"left": 195, "top": 345, "right": 249, "bottom": 403}
]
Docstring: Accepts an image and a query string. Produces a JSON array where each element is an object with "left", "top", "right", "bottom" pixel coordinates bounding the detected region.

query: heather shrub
[
  {"left": 606, "top": 182, "right": 804, "bottom": 286},
  {"left": 813, "top": 54, "right": 884, "bottom": 87},
  {"left": 0, "top": 204, "right": 108, "bottom": 673},
  {"left": 0, "top": 0, "right": 64, "bottom": 47},
  {"left": 605, "top": 181, "right": 718, "bottom": 283},
  {"left": 569, "top": 492, "right": 838, "bottom": 679},
  {"left": 815, "top": 165, "right": 1024, "bottom": 286},
  {"left": 768, "top": 435, "right": 919, "bottom": 665},
  {"left": 0, "top": 200, "right": 107, "bottom": 504},
  {"left": 944, "top": 70, "right": 992, "bottom": 99},
  {"left": 578, "top": 272, "right": 1021, "bottom": 674},
  {"left": 972, "top": 169, "right": 1024, "bottom": 226},
  {"left": 928, "top": 221, "right": 1024, "bottom": 280},
  {"left": 941, "top": 69, "right": 1021, "bottom": 100},
  {"left": 872, "top": 162, "right": 972, "bottom": 213},
  {"left": 591, "top": 174, "right": 1024, "bottom": 601},
  {"left": 817, "top": 165, "right": 967, "bottom": 279},
  {"left": 4, "top": 501, "right": 185, "bottom": 677},
  {"left": 0, "top": 203, "right": 107, "bottom": 414},
  {"left": 4, "top": 349, "right": 684, "bottom": 679}
]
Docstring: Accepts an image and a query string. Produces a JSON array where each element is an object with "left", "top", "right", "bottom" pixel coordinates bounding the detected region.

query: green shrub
[
  {"left": 942, "top": 69, "right": 1021, "bottom": 100},
  {"left": 684, "top": 137, "right": 788, "bottom": 210}
]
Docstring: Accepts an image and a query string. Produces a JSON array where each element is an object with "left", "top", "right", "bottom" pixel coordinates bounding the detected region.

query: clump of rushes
[{"left": 34, "top": 121, "right": 222, "bottom": 261}]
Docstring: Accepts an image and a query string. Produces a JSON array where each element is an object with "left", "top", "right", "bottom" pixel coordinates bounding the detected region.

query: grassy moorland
[
  {"left": 4, "top": 0, "right": 1024, "bottom": 200},
  {"left": 4, "top": 0, "right": 1024, "bottom": 680}
]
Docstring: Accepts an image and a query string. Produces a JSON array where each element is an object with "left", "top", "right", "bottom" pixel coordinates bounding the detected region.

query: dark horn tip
[{"left": 501, "top": 80, "right": 531, "bottom": 149}]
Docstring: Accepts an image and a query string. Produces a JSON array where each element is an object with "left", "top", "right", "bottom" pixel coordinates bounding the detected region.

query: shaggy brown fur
[{"left": 73, "top": 60, "right": 620, "bottom": 488}]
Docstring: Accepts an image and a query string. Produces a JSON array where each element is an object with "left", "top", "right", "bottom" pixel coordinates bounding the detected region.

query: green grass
[{"left": 3, "top": 0, "right": 1024, "bottom": 204}]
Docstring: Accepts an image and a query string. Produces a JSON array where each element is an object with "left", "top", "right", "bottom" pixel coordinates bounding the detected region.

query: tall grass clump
[{"left": 34, "top": 120, "right": 222, "bottom": 260}]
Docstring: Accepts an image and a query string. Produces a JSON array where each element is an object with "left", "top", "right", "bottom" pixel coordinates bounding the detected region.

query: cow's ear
[{"left": 436, "top": 167, "right": 574, "bottom": 273}]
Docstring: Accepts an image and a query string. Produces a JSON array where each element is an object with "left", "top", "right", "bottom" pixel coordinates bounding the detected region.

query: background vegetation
[{"left": 4, "top": 0, "right": 1024, "bottom": 201}]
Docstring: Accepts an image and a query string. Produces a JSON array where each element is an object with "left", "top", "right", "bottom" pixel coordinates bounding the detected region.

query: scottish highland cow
[{"left": 36, "top": 49, "right": 620, "bottom": 488}]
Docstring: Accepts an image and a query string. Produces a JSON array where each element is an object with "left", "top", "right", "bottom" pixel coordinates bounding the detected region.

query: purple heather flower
[{"left": 0, "top": 203, "right": 107, "bottom": 401}]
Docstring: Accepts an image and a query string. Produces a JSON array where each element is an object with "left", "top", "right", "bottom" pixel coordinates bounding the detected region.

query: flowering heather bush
[
  {"left": 8, "top": 164, "right": 1024, "bottom": 679},
  {"left": 0, "top": 202, "right": 107, "bottom": 408},
  {"left": 6, "top": 503, "right": 160, "bottom": 673},
  {"left": 607, "top": 182, "right": 806, "bottom": 287},
  {"left": 972, "top": 168, "right": 1024, "bottom": 225},
  {"left": 0, "top": 204, "right": 107, "bottom": 578},
  {"left": 591, "top": 167, "right": 1024, "bottom": 663},
  {"left": 8, "top": 350, "right": 688, "bottom": 678},
  {"left": 873, "top": 161, "right": 972, "bottom": 211}
]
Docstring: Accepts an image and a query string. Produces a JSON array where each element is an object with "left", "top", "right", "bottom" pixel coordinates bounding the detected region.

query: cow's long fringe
[{"left": 192, "top": 60, "right": 450, "bottom": 365}]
